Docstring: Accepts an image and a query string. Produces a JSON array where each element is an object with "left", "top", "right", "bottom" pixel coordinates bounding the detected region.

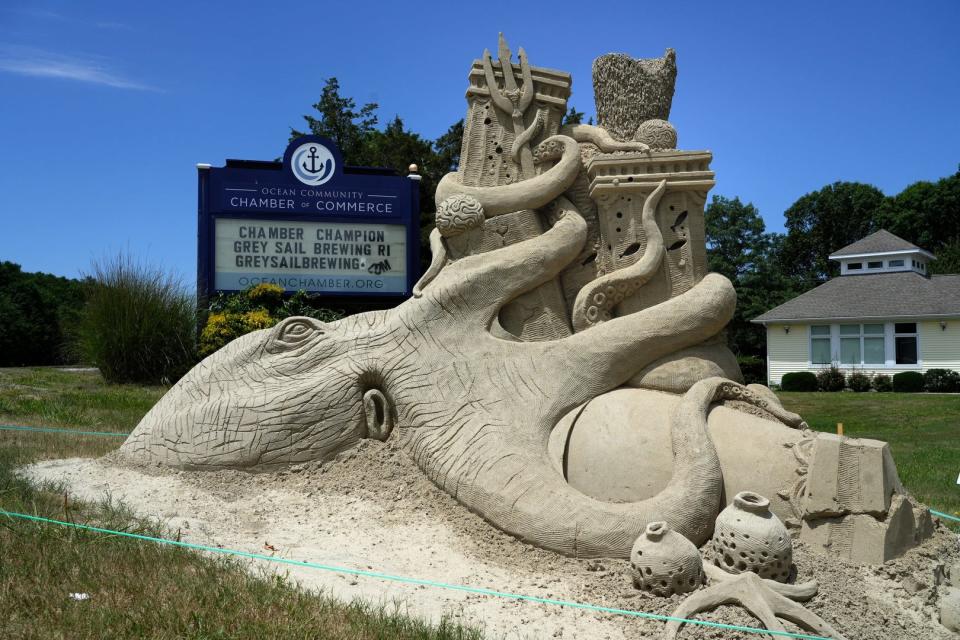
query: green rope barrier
[
  {"left": 931, "top": 509, "right": 960, "bottom": 523},
  {"left": 0, "top": 424, "right": 129, "bottom": 437},
  {"left": 0, "top": 509, "right": 830, "bottom": 640}
]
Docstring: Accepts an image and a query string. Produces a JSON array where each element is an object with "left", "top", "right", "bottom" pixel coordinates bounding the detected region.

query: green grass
[
  {"left": 778, "top": 391, "right": 960, "bottom": 521},
  {"left": 0, "top": 368, "right": 484, "bottom": 640}
]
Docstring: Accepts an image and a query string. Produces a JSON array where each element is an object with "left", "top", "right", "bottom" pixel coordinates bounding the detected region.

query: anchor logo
[
  {"left": 302, "top": 146, "right": 322, "bottom": 173},
  {"left": 290, "top": 141, "right": 335, "bottom": 186}
]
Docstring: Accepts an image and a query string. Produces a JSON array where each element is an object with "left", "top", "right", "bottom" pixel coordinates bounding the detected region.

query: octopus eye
[{"left": 267, "top": 317, "right": 324, "bottom": 352}]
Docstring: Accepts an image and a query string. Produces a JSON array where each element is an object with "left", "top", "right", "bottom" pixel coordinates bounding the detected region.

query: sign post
[{"left": 197, "top": 136, "right": 420, "bottom": 314}]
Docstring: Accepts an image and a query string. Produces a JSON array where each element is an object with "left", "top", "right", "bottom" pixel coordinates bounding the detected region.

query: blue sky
[{"left": 1, "top": 1, "right": 958, "bottom": 282}]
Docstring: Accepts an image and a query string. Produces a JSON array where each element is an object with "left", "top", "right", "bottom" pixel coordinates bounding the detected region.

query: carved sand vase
[
  {"left": 708, "top": 491, "right": 793, "bottom": 582},
  {"left": 630, "top": 521, "right": 704, "bottom": 596}
]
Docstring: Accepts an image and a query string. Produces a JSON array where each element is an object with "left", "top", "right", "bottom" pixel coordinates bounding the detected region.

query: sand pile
[{"left": 21, "top": 440, "right": 960, "bottom": 639}]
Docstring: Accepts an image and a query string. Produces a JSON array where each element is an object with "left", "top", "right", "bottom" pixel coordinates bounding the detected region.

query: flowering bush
[{"left": 199, "top": 286, "right": 342, "bottom": 357}]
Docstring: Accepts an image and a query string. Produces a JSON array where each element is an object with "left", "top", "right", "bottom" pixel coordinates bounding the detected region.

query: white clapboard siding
[
  {"left": 766, "top": 324, "right": 809, "bottom": 385},
  {"left": 920, "top": 320, "right": 960, "bottom": 370},
  {"left": 765, "top": 318, "right": 960, "bottom": 385}
]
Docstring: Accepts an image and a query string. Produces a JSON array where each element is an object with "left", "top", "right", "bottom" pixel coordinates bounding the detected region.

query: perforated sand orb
[
  {"left": 630, "top": 521, "right": 704, "bottom": 596},
  {"left": 708, "top": 491, "right": 793, "bottom": 582}
]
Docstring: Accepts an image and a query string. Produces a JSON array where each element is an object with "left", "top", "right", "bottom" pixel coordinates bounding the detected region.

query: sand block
[
  {"left": 800, "top": 493, "right": 934, "bottom": 564},
  {"left": 801, "top": 434, "right": 902, "bottom": 518}
]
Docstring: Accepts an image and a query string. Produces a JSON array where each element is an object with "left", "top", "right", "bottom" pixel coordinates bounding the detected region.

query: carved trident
[{"left": 482, "top": 33, "right": 540, "bottom": 180}]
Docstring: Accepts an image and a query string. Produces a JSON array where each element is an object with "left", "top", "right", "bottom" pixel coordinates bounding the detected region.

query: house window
[
  {"left": 894, "top": 323, "right": 918, "bottom": 364},
  {"left": 839, "top": 324, "right": 860, "bottom": 364},
  {"left": 867, "top": 261, "right": 882, "bottom": 269},
  {"left": 889, "top": 259, "right": 904, "bottom": 267},
  {"left": 863, "top": 324, "right": 885, "bottom": 364},
  {"left": 810, "top": 325, "right": 831, "bottom": 364},
  {"left": 836, "top": 324, "right": 886, "bottom": 365},
  {"left": 847, "top": 262, "right": 862, "bottom": 270}
]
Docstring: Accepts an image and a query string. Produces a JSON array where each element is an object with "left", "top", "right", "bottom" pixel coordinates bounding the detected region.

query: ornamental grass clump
[{"left": 77, "top": 253, "right": 196, "bottom": 385}]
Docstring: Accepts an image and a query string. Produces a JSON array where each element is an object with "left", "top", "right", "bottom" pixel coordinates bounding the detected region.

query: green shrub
[
  {"left": 816, "top": 366, "right": 847, "bottom": 392},
  {"left": 872, "top": 374, "right": 893, "bottom": 392},
  {"left": 199, "top": 287, "right": 343, "bottom": 357},
  {"left": 893, "top": 371, "right": 925, "bottom": 393},
  {"left": 781, "top": 371, "right": 817, "bottom": 392},
  {"left": 847, "top": 370, "right": 872, "bottom": 392},
  {"left": 737, "top": 355, "right": 766, "bottom": 385},
  {"left": 77, "top": 254, "right": 196, "bottom": 385},
  {"left": 923, "top": 368, "right": 960, "bottom": 393}
]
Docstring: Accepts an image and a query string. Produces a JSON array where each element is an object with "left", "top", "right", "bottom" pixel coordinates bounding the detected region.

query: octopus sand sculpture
[{"left": 122, "top": 37, "right": 938, "bottom": 638}]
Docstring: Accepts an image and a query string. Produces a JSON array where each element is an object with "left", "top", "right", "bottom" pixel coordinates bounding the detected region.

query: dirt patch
[{"left": 20, "top": 440, "right": 960, "bottom": 639}]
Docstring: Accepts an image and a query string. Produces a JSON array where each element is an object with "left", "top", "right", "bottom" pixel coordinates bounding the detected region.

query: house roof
[
  {"left": 752, "top": 272, "right": 960, "bottom": 323},
  {"left": 829, "top": 229, "right": 928, "bottom": 258}
]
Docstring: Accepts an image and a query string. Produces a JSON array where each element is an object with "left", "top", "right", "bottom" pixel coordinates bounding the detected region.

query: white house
[{"left": 752, "top": 230, "right": 960, "bottom": 385}]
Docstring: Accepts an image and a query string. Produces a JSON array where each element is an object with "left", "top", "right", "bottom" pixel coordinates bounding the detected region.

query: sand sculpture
[
  {"left": 707, "top": 491, "right": 793, "bottom": 582},
  {"left": 629, "top": 521, "right": 704, "bottom": 596},
  {"left": 121, "top": 36, "right": 947, "bottom": 637}
]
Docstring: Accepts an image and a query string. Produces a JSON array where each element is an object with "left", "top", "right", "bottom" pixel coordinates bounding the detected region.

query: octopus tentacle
[
  {"left": 571, "top": 179, "right": 667, "bottom": 332},
  {"left": 510, "top": 107, "right": 546, "bottom": 166},
  {"left": 561, "top": 123, "right": 650, "bottom": 153},
  {"left": 436, "top": 196, "right": 586, "bottom": 319},
  {"left": 412, "top": 228, "right": 447, "bottom": 298},
  {"left": 434, "top": 135, "right": 580, "bottom": 217}
]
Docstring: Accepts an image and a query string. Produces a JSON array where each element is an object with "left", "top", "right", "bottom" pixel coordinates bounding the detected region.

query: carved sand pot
[
  {"left": 630, "top": 521, "right": 704, "bottom": 596},
  {"left": 708, "top": 491, "right": 793, "bottom": 582}
]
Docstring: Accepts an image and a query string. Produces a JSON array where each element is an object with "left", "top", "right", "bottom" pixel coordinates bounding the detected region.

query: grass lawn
[
  {"left": 0, "top": 367, "right": 483, "bottom": 640},
  {"left": 778, "top": 391, "right": 960, "bottom": 521}
]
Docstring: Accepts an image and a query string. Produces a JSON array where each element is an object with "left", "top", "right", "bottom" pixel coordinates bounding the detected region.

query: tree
[
  {"left": 780, "top": 182, "right": 885, "bottom": 286},
  {"left": 705, "top": 196, "right": 767, "bottom": 282},
  {"left": 704, "top": 197, "right": 799, "bottom": 359},
  {"left": 930, "top": 237, "right": 960, "bottom": 275},
  {"left": 0, "top": 262, "right": 86, "bottom": 366},
  {"left": 291, "top": 78, "right": 378, "bottom": 162},
  {"left": 432, "top": 119, "right": 463, "bottom": 175},
  {"left": 562, "top": 106, "right": 585, "bottom": 126},
  {"left": 874, "top": 168, "right": 960, "bottom": 270}
]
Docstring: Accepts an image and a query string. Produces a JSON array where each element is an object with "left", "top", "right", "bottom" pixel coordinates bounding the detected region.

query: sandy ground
[{"left": 19, "top": 440, "right": 960, "bottom": 640}]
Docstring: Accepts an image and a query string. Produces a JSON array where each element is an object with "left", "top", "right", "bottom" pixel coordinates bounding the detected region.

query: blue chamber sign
[{"left": 197, "top": 136, "right": 419, "bottom": 298}]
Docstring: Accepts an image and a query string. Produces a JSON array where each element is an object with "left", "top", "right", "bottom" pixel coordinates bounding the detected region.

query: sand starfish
[{"left": 662, "top": 564, "right": 847, "bottom": 640}]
